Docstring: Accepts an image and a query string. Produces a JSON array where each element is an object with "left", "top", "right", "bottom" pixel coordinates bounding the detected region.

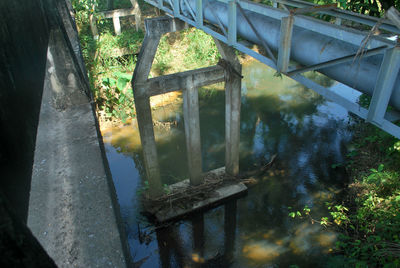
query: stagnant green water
[{"left": 103, "top": 60, "right": 357, "bottom": 267}]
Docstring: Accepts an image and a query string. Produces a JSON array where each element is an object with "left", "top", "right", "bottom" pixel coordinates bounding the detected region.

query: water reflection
[{"left": 103, "top": 60, "right": 353, "bottom": 267}]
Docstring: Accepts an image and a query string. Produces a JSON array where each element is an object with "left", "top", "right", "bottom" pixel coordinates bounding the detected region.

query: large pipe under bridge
[{"left": 144, "top": 0, "right": 400, "bottom": 138}]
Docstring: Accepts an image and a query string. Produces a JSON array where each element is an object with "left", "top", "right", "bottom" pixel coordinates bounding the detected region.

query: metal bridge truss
[{"left": 144, "top": 0, "right": 400, "bottom": 139}]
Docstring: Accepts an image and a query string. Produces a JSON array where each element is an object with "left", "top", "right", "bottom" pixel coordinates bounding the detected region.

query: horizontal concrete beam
[
  {"left": 143, "top": 167, "right": 248, "bottom": 222},
  {"left": 98, "top": 7, "right": 138, "bottom": 19},
  {"left": 135, "top": 65, "right": 225, "bottom": 97},
  {"left": 145, "top": 16, "right": 190, "bottom": 36}
]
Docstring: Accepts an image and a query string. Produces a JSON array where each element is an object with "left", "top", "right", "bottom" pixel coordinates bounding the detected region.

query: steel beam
[
  {"left": 367, "top": 47, "right": 400, "bottom": 124},
  {"left": 228, "top": 0, "right": 237, "bottom": 45},
  {"left": 287, "top": 46, "right": 388, "bottom": 76},
  {"left": 196, "top": 0, "right": 203, "bottom": 26},
  {"left": 173, "top": 0, "right": 180, "bottom": 16},
  {"left": 277, "top": 15, "right": 294, "bottom": 73},
  {"left": 272, "top": 0, "right": 400, "bottom": 34},
  {"left": 237, "top": 1, "right": 276, "bottom": 64}
]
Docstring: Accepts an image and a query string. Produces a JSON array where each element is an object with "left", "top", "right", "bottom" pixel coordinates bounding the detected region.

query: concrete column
[
  {"left": 129, "top": 0, "right": 142, "bottom": 31},
  {"left": 132, "top": 17, "right": 188, "bottom": 197},
  {"left": 89, "top": 13, "right": 98, "bottom": 40},
  {"left": 191, "top": 213, "right": 205, "bottom": 260},
  {"left": 132, "top": 23, "right": 163, "bottom": 198},
  {"left": 113, "top": 14, "right": 121, "bottom": 35},
  {"left": 135, "top": 97, "right": 163, "bottom": 198},
  {"left": 183, "top": 77, "right": 203, "bottom": 186},
  {"left": 224, "top": 200, "right": 237, "bottom": 261},
  {"left": 213, "top": 38, "right": 241, "bottom": 176}
]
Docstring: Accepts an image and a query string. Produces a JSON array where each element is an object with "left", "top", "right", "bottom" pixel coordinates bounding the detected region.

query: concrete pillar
[
  {"left": 224, "top": 200, "right": 237, "bottom": 261},
  {"left": 135, "top": 97, "right": 163, "bottom": 198},
  {"left": 89, "top": 13, "right": 98, "bottom": 40},
  {"left": 213, "top": 38, "right": 242, "bottom": 176},
  {"left": 192, "top": 213, "right": 205, "bottom": 260},
  {"left": 132, "top": 17, "right": 188, "bottom": 197},
  {"left": 183, "top": 77, "right": 203, "bottom": 186},
  {"left": 113, "top": 14, "right": 121, "bottom": 35},
  {"left": 129, "top": 0, "right": 142, "bottom": 31},
  {"left": 132, "top": 24, "right": 163, "bottom": 198}
]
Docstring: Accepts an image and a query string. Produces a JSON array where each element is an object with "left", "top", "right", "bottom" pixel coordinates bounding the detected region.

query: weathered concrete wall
[
  {"left": 1, "top": 0, "right": 130, "bottom": 266},
  {"left": 28, "top": 28, "right": 127, "bottom": 267},
  {"left": 0, "top": 0, "right": 53, "bottom": 222}
]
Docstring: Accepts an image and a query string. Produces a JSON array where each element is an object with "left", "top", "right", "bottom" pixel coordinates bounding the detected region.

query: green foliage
[
  {"left": 153, "top": 29, "right": 220, "bottom": 75},
  {"left": 287, "top": 120, "right": 400, "bottom": 266},
  {"left": 97, "top": 28, "right": 144, "bottom": 60},
  {"left": 183, "top": 29, "right": 220, "bottom": 67},
  {"left": 153, "top": 35, "right": 174, "bottom": 75},
  {"left": 99, "top": 71, "right": 135, "bottom": 123}
]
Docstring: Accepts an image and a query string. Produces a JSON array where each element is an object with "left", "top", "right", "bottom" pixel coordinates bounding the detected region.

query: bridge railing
[{"left": 144, "top": 0, "right": 400, "bottom": 139}]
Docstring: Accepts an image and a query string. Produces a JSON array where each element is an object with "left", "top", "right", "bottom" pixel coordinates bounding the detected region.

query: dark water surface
[{"left": 103, "top": 60, "right": 355, "bottom": 267}]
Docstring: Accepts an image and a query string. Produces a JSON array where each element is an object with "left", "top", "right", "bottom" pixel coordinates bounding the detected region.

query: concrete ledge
[
  {"left": 27, "top": 29, "right": 127, "bottom": 267},
  {"left": 144, "top": 168, "right": 247, "bottom": 222},
  {"left": 135, "top": 65, "right": 225, "bottom": 97}
]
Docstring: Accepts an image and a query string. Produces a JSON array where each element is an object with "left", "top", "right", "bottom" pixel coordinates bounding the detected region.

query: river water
[{"left": 102, "top": 60, "right": 356, "bottom": 267}]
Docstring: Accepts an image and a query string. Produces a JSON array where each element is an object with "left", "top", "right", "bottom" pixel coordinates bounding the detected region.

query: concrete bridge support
[
  {"left": 183, "top": 79, "right": 203, "bottom": 186},
  {"left": 132, "top": 16, "right": 246, "bottom": 220},
  {"left": 214, "top": 39, "right": 242, "bottom": 176}
]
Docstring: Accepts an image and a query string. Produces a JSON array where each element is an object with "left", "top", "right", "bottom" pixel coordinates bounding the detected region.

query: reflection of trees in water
[{"left": 108, "top": 64, "right": 351, "bottom": 266}]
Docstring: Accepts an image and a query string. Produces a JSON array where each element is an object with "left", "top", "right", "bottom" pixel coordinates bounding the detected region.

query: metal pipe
[{"left": 182, "top": 0, "right": 400, "bottom": 111}]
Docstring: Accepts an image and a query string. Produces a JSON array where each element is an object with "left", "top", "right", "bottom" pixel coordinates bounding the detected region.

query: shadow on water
[{"left": 102, "top": 60, "right": 354, "bottom": 267}]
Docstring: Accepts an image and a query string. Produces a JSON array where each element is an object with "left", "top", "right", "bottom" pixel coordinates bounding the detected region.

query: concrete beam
[
  {"left": 135, "top": 65, "right": 225, "bottom": 97},
  {"left": 213, "top": 38, "right": 242, "bottom": 176},
  {"left": 144, "top": 168, "right": 247, "bottom": 222},
  {"left": 144, "top": 16, "right": 189, "bottom": 37},
  {"left": 98, "top": 7, "right": 138, "bottom": 19}
]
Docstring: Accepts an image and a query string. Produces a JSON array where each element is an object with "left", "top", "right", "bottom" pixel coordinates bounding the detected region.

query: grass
[{"left": 335, "top": 119, "right": 400, "bottom": 267}]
